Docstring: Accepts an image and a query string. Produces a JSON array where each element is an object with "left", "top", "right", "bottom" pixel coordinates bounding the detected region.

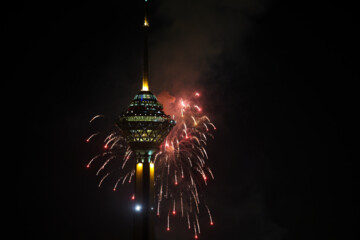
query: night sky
[{"left": 9, "top": 0, "right": 358, "bottom": 239}]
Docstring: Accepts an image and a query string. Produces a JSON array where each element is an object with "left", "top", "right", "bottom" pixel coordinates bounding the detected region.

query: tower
[{"left": 116, "top": 1, "right": 176, "bottom": 239}]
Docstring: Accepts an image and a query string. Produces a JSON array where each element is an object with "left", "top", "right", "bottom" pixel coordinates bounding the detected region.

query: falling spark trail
[
  {"left": 159, "top": 184, "right": 163, "bottom": 202},
  {"left": 87, "top": 155, "right": 100, "bottom": 168},
  {"left": 113, "top": 177, "right": 122, "bottom": 191},
  {"left": 121, "top": 151, "right": 132, "bottom": 169},
  {"left": 86, "top": 132, "right": 100, "bottom": 142},
  {"left": 128, "top": 170, "right": 135, "bottom": 183},
  {"left": 105, "top": 136, "right": 117, "bottom": 147},
  {"left": 207, "top": 168, "right": 214, "bottom": 179},
  {"left": 188, "top": 157, "right": 193, "bottom": 167},
  {"left": 167, "top": 214, "right": 170, "bottom": 231},
  {"left": 96, "top": 156, "right": 115, "bottom": 175},
  {"left": 157, "top": 200, "right": 161, "bottom": 216},
  {"left": 181, "top": 193, "right": 184, "bottom": 217},
  {"left": 209, "top": 123, "right": 216, "bottom": 130},
  {"left": 110, "top": 137, "right": 121, "bottom": 149},
  {"left": 193, "top": 221, "right": 197, "bottom": 238},
  {"left": 122, "top": 172, "right": 130, "bottom": 184},
  {"left": 202, "top": 147, "right": 208, "bottom": 159},
  {"left": 89, "top": 115, "right": 104, "bottom": 123},
  {"left": 187, "top": 212, "right": 191, "bottom": 229},
  {"left": 98, "top": 173, "right": 110, "bottom": 187},
  {"left": 172, "top": 199, "right": 176, "bottom": 215},
  {"left": 191, "top": 116, "right": 197, "bottom": 126},
  {"left": 195, "top": 213, "right": 201, "bottom": 234},
  {"left": 206, "top": 205, "right": 214, "bottom": 225},
  {"left": 104, "top": 132, "right": 116, "bottom": 142},
  {"left": 174, "top": 170, "right": 178, "bottom": 185}
]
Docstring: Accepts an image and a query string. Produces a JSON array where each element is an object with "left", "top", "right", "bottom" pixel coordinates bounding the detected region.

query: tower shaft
[{"left": 133, "top": 151, "right": 155, "bottom": 240}]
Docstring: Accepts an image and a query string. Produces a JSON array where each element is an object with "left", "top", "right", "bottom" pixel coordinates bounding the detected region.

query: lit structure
[{"left": 116, "top": 1, "right": 175, "bottom": 239}]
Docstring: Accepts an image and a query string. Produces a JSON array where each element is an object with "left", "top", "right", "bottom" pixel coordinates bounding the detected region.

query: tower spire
[{"left": 142, "top": 0, "right": 150, "bottom": 91}]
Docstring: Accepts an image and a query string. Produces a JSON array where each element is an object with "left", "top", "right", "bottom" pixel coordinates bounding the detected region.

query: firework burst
[{"left": 86, "top": 91, "right": 216, "bottom": 237}]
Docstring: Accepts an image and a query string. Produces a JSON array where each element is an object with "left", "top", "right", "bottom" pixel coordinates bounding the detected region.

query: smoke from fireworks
[{"left": 86, "top": 91, "right": 216, "bottom": 237}]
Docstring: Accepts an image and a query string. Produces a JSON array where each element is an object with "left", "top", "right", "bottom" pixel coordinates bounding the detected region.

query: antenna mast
[{"left": 142, "top": 0, "right": 150, "bottom": 91}]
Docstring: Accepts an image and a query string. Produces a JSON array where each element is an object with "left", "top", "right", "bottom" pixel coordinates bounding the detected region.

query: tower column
[{"left": 133, "top": 150, "right": 156, "bottom": 240}]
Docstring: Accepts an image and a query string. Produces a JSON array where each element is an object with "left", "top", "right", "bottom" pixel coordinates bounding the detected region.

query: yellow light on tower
[
  {"left": 150, "top": 162, "right": 154, "bottom": 180},
  {"left": 136, "top": 162, "right": 143, "bottom": 176},
  {"left": 136, "top": 163, "right": 143, "bottom": 201},
  {"left": 144, "top": 18, "right": 149, "bottom": 27},
  {"left": 150, "top": 162, "right": 154, "bottom": 185},
  {"left": 149, "top": 162, "right": 154, "bottom": 208},
  {"left": 142, "top": 77, "right": 149, "bottom": 91}
]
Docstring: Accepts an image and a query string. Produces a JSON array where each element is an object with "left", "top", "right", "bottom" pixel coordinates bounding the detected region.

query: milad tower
[{"left": 117, "top": 1, "right": 176, "bottom": 239}]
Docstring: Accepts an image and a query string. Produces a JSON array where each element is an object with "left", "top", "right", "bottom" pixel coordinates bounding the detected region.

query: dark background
[{"left": 7, "top": 0, "right": 357, "bottom": 239}]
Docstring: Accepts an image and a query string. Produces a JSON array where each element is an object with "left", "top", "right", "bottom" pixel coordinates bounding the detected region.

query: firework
[
  {"left": 86, "top": 92, "right": 215, "bottom": 236},
  {"left": 153, "top": 92, "right": 216, "bottom": 233},
  {"left": 87, "top": 92, "right": 215, "bottom": 236}
]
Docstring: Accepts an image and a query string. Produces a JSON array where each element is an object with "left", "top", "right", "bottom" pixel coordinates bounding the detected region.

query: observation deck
[{"left": 117, "top": 90, "right": 175, "bottom": 150}]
